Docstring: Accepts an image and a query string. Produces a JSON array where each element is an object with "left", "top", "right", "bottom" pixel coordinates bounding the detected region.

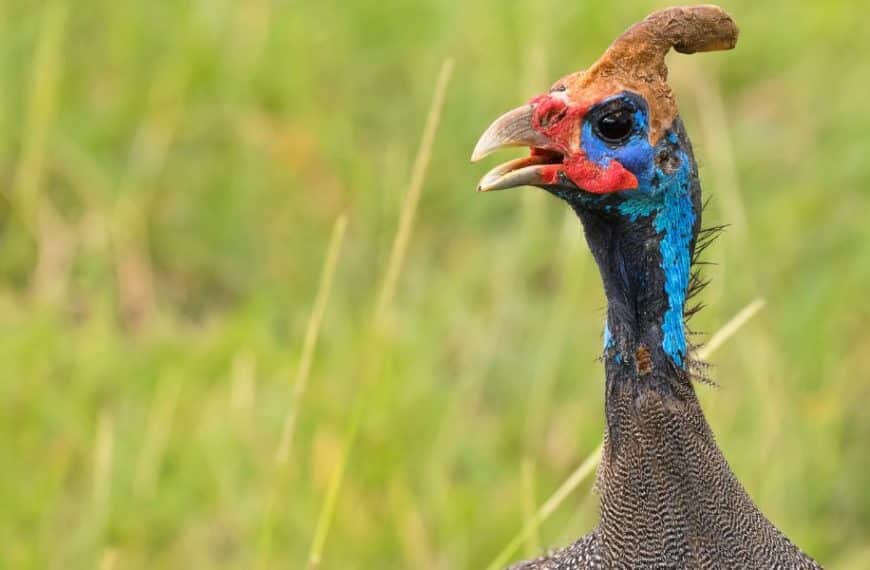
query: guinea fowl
[{"left": 471, "top": 6, "right": 821, "bottom": 569}]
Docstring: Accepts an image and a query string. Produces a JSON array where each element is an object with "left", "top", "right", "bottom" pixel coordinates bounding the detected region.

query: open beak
[{"left": 470, "top": 104, "right": 564, "bottom": 192}]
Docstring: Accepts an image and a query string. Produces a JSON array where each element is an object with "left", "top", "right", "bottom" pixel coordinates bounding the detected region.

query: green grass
[{"left": 1, "top": 0, "right": 869, "bottom": 568}]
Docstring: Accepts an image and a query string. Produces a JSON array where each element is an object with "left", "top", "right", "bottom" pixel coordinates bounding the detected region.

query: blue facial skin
[
  {"left": 580, "top": 99, "right": 655, "bottom": 191},
  {"left": 564, "top": 94, "right": 695, "bottom": 367}
]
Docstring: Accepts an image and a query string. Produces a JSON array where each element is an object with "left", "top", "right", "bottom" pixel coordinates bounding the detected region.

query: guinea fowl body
[{"left": 472, "top": 6, "right": 821, "bottom": 569}]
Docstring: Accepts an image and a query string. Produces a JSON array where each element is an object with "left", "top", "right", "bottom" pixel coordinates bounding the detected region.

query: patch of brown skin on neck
[{"left": 635, "top": 345, "right": 653, "bottom": 376}]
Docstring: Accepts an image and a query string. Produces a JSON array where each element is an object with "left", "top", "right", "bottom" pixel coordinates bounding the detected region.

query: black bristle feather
[{"left": 684, "top": 211, "right": 725, "bottom": 379}]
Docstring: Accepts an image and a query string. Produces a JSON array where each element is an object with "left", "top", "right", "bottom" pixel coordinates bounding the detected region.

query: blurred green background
[{"left": 2, "top": 0, "right": 869, "bottom": 568}]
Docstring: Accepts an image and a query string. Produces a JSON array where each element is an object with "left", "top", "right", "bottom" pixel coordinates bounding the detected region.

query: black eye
[{"left": 596, "top": 109, "right": 634, "bottom": 143}]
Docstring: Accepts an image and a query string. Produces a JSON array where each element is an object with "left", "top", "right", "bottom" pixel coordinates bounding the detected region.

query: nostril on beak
[
  {"left": 531, "top": 96, "right": 568, "bottom": 130},
  {"left": 537, "top": 107, "right": 566, "bottom": 129}
]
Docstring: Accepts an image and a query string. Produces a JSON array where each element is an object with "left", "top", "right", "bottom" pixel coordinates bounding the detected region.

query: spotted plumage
[{"left": 472, "top": 6, "right": 822, "bottom": 569}]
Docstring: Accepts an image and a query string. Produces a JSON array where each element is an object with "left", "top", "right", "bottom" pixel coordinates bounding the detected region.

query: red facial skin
[{"left": 529, "top": 93, "right": 638, "bottom": 194}]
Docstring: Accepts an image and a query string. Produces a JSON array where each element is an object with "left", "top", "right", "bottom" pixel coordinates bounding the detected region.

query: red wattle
[{"left": 564, "top": 155, "right": 638, "bottom": 194}]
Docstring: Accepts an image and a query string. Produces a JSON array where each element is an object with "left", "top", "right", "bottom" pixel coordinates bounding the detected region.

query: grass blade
[
  {"left": 276, "top": 214, "right": 348, "bottom": 464},
  {"left": 12, "top": 0, "right": 66, "bottom": 232},
  {"left": 307, "top": 58, "right": 454, "bottom": 569},
  {"left": 375, "top": 59, "right": 455, "bottom": 320},
  {"left": 256, "top": 213, "right": 348, "bottom": 566},
  {"left": 520, "top": 457, "right": 541, "bottom": 557}
]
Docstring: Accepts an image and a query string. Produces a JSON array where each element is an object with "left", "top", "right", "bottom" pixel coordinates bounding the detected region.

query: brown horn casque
[{"left": 559, "top": 5, "right": 739, "bottom": 143}]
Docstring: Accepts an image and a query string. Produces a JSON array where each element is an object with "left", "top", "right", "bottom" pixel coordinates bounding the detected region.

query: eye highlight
[{"left": 595, "top": 108, "right": 634, "bottom": 144}]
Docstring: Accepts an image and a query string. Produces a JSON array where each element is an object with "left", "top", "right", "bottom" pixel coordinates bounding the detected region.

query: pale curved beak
[
  {"left": 470, "top": 105, "right": 548, "bottom": 161},
  {"left": 471, "top": 104, "right": 563, "bottom": 192}
]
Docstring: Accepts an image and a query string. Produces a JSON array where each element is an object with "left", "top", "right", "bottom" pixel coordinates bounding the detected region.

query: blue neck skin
[
  {"left": 557, "top": 129, "right": 698, "bottom": 373},
  {"left": 610, "top": 149, "right": 695, "bottom": 367}
]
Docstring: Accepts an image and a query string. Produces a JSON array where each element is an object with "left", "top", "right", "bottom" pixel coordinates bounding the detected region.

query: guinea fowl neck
[
  {"left": 572, "top": 169, "right": 702, "bottom": 445},
  {"left": 570, "top": 202, "right": 808, "bottom": 565},
  {"left": 564, "top": 135, "right": 817, "bottom": 566},
  {"left": 568, "top": 121, "right": 702, "bottom": 401}
]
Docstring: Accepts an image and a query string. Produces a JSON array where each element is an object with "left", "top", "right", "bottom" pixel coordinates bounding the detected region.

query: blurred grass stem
[{"left": 306, "top": 58, "right": 454, "bottom": 569}]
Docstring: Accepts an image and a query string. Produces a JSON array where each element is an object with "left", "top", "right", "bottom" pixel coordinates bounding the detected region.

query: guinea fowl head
[
  {"left": 472, "top": 5, "right": 737, "bottom": 194},
  {"left": 473, "top": 5, "right": 738, "bottom": 373}
]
